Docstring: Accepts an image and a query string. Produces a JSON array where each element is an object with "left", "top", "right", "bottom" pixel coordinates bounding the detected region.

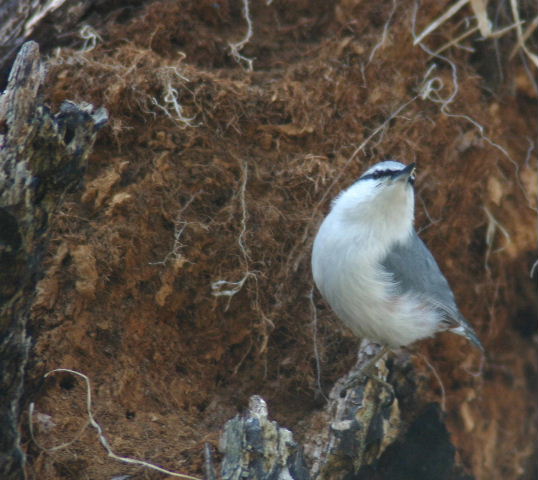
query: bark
[
  {"left": 220, "top": 342, "right": 465, "bottom": 480},
  {"left": 305, "top": 343, "right": 401, "bottom": 479},
  {"left": 0, "top": 41, "right": 107, "bottom": 479},
  {"left": 220, "top": 395, "right": 310, "bottom": 480},
  {"left": 0, "top": 0, "right": 100, "bottom": 82}
]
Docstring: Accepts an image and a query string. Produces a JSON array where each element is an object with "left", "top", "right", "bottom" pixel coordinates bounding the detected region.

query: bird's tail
[{"left": 450, "top": 322, "right": 484, "bottom": 352}]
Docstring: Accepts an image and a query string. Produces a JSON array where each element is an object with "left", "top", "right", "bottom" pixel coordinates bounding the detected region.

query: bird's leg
[{"left": 342, "top": 346, "right": 393, "bottom": 399}]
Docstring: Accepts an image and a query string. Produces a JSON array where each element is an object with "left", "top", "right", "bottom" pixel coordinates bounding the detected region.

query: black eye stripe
[{"left": 360, "top": 169, "right": 398, "bottom": 181}]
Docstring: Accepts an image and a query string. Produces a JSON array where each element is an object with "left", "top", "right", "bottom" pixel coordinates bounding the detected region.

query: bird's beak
[{"left": 392, "top": 162, "right": 416, "bottom": 183}]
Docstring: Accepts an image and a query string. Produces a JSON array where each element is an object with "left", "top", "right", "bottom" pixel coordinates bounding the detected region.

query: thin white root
[
  {"left": 211, "top": 160, "right": 255, "bottom": 308},
  {"left": 483, "top": 206, "right": 511, "bottom": 272},
  {"left": 434, "top": 25, "right": 479, "bottom": 56},
  {"left": 416, "top": 30, "right": 515, "bottom": 167},
  {"left": 151, "top": 67, "right": 197, "bottom": 128},
  {"left": 210, "top": 159, "right": 273, "bottom": 347},
  {"left": 31, "top": 369, "right": 202, "bottom": 480},
  {"left": 510, "top": 15, "right": 538, "bottom": 58},
  {"left": 212, "top": 272, "right": 252, "bottom": 298},
  {"left": 308, "top": 288, "right": 326, "bottom": 398},
  {"left": 79, "top": 25, "right": 102, "bottom": 52},
  {"left": 417, "top": 353, "right": 446, "bottom": 412},
  {"left": 530, "top": 259, "right": 538, "bottom": 278},
  {"left": 237, "top": 160, "right": 251, "bottom": 262},
  {"left": 229, "top": 0, "right": 254, "bottom": 71},
  {"left": 368, "top": 0, "right": 398, "bottom": 64},
  {"left": 149, "top": 194, "right": 208, "bottom": 267}
]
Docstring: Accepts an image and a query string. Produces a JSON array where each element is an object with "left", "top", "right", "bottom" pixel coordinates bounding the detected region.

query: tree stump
[{"left": 0, "top": 41, "right": 107, "bottom": 479}]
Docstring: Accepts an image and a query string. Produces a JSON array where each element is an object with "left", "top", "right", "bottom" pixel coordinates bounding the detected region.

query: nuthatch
[{"left": 312, "top": 161, "right": 483, "bottom": 370}]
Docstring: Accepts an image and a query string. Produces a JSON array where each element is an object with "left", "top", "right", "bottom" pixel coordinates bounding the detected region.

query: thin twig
[
  {"left": 417, "top": 353, "right": 446, "bottom": 412},
  {"left": 413, "top": 0, "right": 469, "bottom": 45},
  {"left": 308, "top": 288, "right": 327, "bottom": 400}
]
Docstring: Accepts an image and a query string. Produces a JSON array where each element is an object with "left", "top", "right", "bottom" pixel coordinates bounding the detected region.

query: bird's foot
[
  {"left": 341, "top": 371, "right": 395, "bottom": 407},
  {"left": 341, "top": 371, "right": 367, "bottom": 391},
  {"left": 368, "top": 374, "right": 395, "bottom": 407}
]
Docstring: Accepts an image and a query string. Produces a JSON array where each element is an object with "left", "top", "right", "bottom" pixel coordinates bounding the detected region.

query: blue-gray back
[
  {"left": 381, "top": 230, "right": 460, "bottom": 320},
  {"left": 381, "top": 230, "right": 483, "bottom": 350}
]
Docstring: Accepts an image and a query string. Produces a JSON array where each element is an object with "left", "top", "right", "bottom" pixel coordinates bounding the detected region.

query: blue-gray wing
[{"left": 381, "top": 231, "right": 483, "bottom": 350}]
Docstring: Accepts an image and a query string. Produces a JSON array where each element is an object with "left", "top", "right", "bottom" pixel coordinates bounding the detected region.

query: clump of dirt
[{"left": 25, "top": 0, "right": 537, "bottom": 479}]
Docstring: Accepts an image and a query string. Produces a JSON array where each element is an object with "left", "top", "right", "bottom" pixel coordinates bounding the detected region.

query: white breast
[{"left": 311, "top": 180, "right": 442, "bottom": 348}]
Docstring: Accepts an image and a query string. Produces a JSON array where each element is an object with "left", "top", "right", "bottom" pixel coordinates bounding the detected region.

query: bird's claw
[{"left": 341, "top": 371, "right": 395, "bottom": 407}]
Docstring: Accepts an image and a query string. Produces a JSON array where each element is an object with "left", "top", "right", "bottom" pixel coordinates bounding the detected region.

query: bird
[{"left": 311, "top": 160, "right": 483, "bottom": 377}]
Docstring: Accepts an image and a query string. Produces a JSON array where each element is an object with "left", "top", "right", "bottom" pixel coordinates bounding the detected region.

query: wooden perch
[
  {"left": 305, "top": 341, "right": 402, "bottom": 479},
  {"left": 0, "top": 41, "right": 107, "bottom": 480},
  {"left": 220, "top": 341, "right": 461, "bottom": 479},
  {"left": 219, "top": 342, "right": 403, "bottom": 479},
  {"left": 220, "top": 395, "right": 310, "bottom": 480}
]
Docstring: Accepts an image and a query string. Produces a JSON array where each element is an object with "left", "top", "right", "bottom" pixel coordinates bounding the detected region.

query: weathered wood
[
  {"left": 218, "top": 343, "right": 404, "bottom": 480},
  {"left": 220, "top": 395, "right": 310, "bottom": 480},
  {"left": 0, "top": 41, "right": 107, "bottom": 479},
  {"left": 0, "top": 0, "right": 96, "bottom": 82},
  {"left": 305, "top": 341, "right": 402, "bottom": 479},
  {"left": 218, "top": 341, "right": 464, "bottom": 479}
]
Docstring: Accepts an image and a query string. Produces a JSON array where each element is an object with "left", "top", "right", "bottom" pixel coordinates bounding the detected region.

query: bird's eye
[{"left": 372, "top": 171, "right": 382, "bottom": 179}]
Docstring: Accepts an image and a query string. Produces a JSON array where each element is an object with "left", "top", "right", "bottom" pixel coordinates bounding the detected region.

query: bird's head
[
  {"left": 331, "top": 160, "right": 417, "bottom": 241},
  {"left": 359, "top": 160, "right": 416, "bottom": 192}
]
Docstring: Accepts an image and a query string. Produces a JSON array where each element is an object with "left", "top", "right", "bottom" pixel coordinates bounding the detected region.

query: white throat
[{"left": 330, "top": 179, "right": 415, "bottom": 258}]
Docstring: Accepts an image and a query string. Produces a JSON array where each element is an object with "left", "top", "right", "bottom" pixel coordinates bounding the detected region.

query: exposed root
[
  {"left": 211, "top": 160, "right": 252, "bottom": 303},
  {"left": 483, "top": 206, "right": 511, "bottom": 273},
  {"left": 212, "top": 272, "right": 253, "bottom": 302},
  {"left": 30, "top": 369, "right": 202, "bottom": 480},
  {"left": 151, "top": 66, "right": 197, "bottom": 128},
  {"left": 229, "top": 0, "right": 255, "bottom": 71},
  {"left": 530, "top": 259, "right": 538, "bottom": 279},
  {"left": 414, "top": 0, "right": 534, "bottom": 66},
  {"left": 415, "top": 22, "right": 517, "bottom": 168},
  {"left": 417, "top": 353, "right": 446, "bottom": 412},
  {"left": 308, "top": 289, "right": 326, "bottom": 399},
  {"left": 210, "top": 160, "right": 273, "bottom": 352},
  {"left": 150, "top": 193, "right": 207, "bottom": 267},
  {"left": 237, "top": 159, "right": 251, "bottom": 263},
  {"left": 415, "top": 193, "right": 441, "bottom": 234},
  {"left": 79, "top": 25, "right": 102, "bottom": 52},
  {"left": 434, "top": 24, "right": 479, "bottom": 56},
  {"left": 368, "top": 0, "right": 398, "bottom": 64},
  {"left": 511, "top": 138, "right": 538, "bottom": 213}
]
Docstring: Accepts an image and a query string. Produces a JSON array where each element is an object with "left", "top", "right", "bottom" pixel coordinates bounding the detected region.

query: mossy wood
[{"left": 0, "top": 41, "right": 107, "bottom": 479}]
